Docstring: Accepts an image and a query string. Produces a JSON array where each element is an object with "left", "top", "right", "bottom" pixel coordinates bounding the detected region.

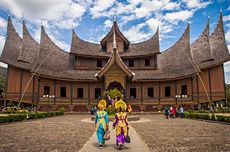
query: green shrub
[
  {"left": 59, "top": 107, "right": 65, "bottom": 114},
  {"left": 216, "top": 115, "right": 230, "bottom": 123},
  {"left": 0, "top": 111, "right": 64, "bottom": 123},
  {"left": 106, "top": 107, "right": 116, "bottom": 115},
  {"left": 0, "top": 114, "right": 27, "bottom": 123}
]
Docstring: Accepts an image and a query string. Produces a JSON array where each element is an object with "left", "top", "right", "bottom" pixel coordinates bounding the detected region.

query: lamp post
[
  {"left": 175, "top": 94, "right": 188, "bottom": 107},
  {"left": 43, "top": 94, "right": 55, "bottom": 111}
]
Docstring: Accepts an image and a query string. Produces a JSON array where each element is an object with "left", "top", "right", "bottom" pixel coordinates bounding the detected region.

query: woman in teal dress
[{"left": 95, "top": 100, "right": 109, "bottom": 149}]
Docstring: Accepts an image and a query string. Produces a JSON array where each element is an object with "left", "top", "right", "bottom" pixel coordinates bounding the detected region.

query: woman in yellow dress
[
  {"left": 112, "top": 100, "right": 129, "bottom": 149},
  {"left": 95, "top": 100, "right": 109, "bottom": 149}
]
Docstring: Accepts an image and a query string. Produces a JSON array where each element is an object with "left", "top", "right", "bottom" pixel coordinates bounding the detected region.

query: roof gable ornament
[
  {"left": 100, "top": 20, "right": 130, "bottom": 50},
  {"left": 96, "top": 29, "right": 134, "bottom": 80}
]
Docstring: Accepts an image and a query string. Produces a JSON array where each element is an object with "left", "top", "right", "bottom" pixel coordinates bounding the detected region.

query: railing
[{"left": 4, "top": 92, "right": 226, "bottom": 105}]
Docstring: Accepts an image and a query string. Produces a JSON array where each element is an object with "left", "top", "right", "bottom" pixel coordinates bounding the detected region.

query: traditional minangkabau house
[{"left": 1, "top": 12, "right": 230, "bottom": 112}]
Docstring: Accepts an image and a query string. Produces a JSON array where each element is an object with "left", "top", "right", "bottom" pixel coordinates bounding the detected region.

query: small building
[{"left": 0, "top": 12, "right": 229, "bottom": 111}]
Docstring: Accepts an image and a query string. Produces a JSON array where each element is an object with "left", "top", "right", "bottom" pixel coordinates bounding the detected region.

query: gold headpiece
[
  {"left": 115, "top": 99, "right": 127, "bottom": 110},
  {"left": 98, "top": 99, "right": 107, "bottom": 108}
]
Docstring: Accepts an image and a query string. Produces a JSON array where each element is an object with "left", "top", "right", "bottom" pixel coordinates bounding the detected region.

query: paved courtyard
[
  {"left": 0, "top": 114, "right": 229, "bottom": 152},
  {"left": 131, "top": 115, "right": 230, "bottom": 152}
]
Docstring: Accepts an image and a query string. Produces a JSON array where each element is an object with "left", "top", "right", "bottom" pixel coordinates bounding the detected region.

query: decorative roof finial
[
  {"left": 113, "top": 12, "right": 117, "bottom": 23},
  {"left": 7, "top": 9, "right": 10, "bottom": 17},
  {"left": 22, "top": 13, "right": 25, "bottom": 21},
  {"left": 113, "top": 22, "right": 117, "bottom": 50}
]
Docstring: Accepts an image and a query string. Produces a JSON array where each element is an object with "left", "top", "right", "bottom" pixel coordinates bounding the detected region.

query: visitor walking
[
  {"left": 164, "top": 105, "right": 169, "bottom": 119},
  {"left": 113, "top": 99, "right": 129, "bottom": 150},
  {"left": 180, "top": 106, "right": 184, "bottom": 118},
  {"left": 95, "top": 100, "right": 109, "bottom": 149},
  {"left": 171, "top": 106, "right": 176, "bottom": 118}
]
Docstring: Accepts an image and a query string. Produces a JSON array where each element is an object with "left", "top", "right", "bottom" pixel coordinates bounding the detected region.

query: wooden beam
[
  {"left": 208, "top": 69, "right": 212, "bottom": 101},
  {"left": 54, "top": 80, "right": 56, "bottom": 104},
  {"left": 141, "top": 82, "right": 143, "bottom": 105},
  {"left": 70, "top": 81, "right": 73, "bottom": 105},
  {"left": 19, "top": 69, "right": 23, "bottom": 101},
  {"left": 158, "top": 81, "right": 161, "bottom": 104},
  {"left": 222, "top": 64, "right": 226, "bottom": 99},
  {"left": 191, "top": 77, "right": 193, "bottom": 101},
  {"left": 32, "top": 76, "right": 35, "bottom": 103},
  {"left": 38, "top": 76, "right": 40, "bottom": 104},
  {"left": 196, "top": 75, "right": 199, "bottom": 103},
  {"left": 88, "top": 82, "right": 90, "bottom": 105}
]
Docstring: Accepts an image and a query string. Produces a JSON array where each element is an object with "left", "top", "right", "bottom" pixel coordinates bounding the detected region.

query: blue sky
[{"left": 0, "top": 0, "right": 229, "bottom": 82}]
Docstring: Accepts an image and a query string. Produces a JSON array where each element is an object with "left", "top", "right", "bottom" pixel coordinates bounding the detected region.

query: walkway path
[{"left": 79, "top": 122, "right": 150, "bottom": 152}]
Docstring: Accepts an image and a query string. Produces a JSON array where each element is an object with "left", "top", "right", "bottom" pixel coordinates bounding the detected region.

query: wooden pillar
[
  {"left": 158, "top": 81, "right": 161, "bottom": 104},
  {"left": 141, "top": 82, "right": 143, "bottom": 105},
  {"left": 70, "top": 81, "right": 73, "bottom": 105},
  {"left": 196, "top": 75, "right": 199, "bottom": 103},
  {"left": 222, "top": 64, "right": 226, "bottom": 99},
  {"left": 88, "top": 82, "right": 90, "bottom": 105},
  {"left": 4, "top": 67, "right": 9, "bottom": 106},
  {"left": 38, "top": 76, "right": 40, "bottom": 104},
  {"left": 174, "top": 80, "right": 177, "bottom": 106},
  {"left": 32, "top": 76, "right": 35, "bottom": 103},
  {"left": 191, "top": 77, "right": 193, "bottom": 101},
  {"left": 19, "top": 69, "right": 23, "bottom": 102},
  {"left": 54, "top": 80, "right": 56, "bottom": 104},
  {"left": 208, "top": 69, "right": 212, "bottom": 102}
]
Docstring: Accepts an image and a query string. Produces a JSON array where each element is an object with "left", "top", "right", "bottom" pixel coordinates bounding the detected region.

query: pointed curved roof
[
  {"left": 0, "top": 16, "right": 32, "bottom": 70},
  {"left": 198, "top": 11, "right": 230, "bottom": 69},
  {"left": 100, "top": 21, "right": 130, "bottom": 49},
  {"left": 122, "top": 28, "right": 160, "bottom": 57},
  {"left": 70, "top": 27, "right": 160, "bottom": 58},
  {"left": 132, "top": 24, "right": 197, "bottom": 81},
  {"left": 70, "top": 30, "right": 105, "bottom": 56},
  {"left": 96, "top": 49, "right": 134, "bottom": 79},
  {"left": 31, "top": 26, "right": 70, "bottom": 78},
  {"left": 191, "top": 18, "right": 214, "bottom": 63},
  {"left": 17, "top": 20, "right": 40, "bottom": 66}
]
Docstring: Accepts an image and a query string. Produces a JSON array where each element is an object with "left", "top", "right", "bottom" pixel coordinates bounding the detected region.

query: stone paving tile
[
  {"left": 0, "top": 115, "right": 95, "bottom": 152},
  {"left": 131, "top": 115, "right": 230, "bottom": 152}
]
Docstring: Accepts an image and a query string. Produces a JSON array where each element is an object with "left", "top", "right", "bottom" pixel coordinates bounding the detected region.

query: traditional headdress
[
  {"left": 98, "top": 99, "right": 107, "bottom": 108},
  {"left": 115, "top": 99, "right": 127, "bottom": 110}
]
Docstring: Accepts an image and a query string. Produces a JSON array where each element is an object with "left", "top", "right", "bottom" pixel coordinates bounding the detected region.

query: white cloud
[
  {"left": 0, "top": 0, "right": 86, "bottom": 29},
  {"left": 226, "top": 30, "right": 230, "bottom": 44},
  {"left": 182, "top": 0, "right": 211, "bottom": 9},
  {"left": 162, "top": 1, "right": 181, "bottom": 10},
  {"left": 104, "top": 20, "right": 113, "bottom": 28},
  {"left": 123, "top": 23, "right": 151, "bottom": 43},
  {"left": 146, "top": 18, "right": 160, "bottom": 33},
  {"left": 223, "top": 15, "right": 230, "bottom": 22},
  {"left": 164, "top": 10, "right": 194, "bottom": 22},
  {"left": 227, "top": 23, "right": 230, "bottom": 29},
  {"left": 0, "top": 35, "right": 6, "bottom": 55},
  {"left": 224, "top": 62, "right": 230, "bottom": 74},
  {"left": 90, "top": 0, "right": 115, "bottom": 18},
  {"left": 0, "top": 18, "right": 7, "bottom": 29}
]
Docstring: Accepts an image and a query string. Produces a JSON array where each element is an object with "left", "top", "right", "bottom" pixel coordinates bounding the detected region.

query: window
[
  {"left": 145, "top": 59, "right": 150, "bottom": 66},
  {"left": 60, "top": 87, "right": 66, "bottom": 97},
  {"left": 95, "top": 88, "right": 101, "bottom": 99},
  {"left": 148, "top": 87, "right": 154, "bottom": 98},
  {"left": 44, "top": 86, "right": 50, "bottom": 95},
  {"left": 130, "top": 88, "right": 136, "bottom": 99},
  {"left": 77, "top": 88, "right": 83, "bottom": 98},
  {"left": 181, "top": 85, "right": 187, "bottom": 95},
  {"left": 129, "top": 60, "right": 134, "bottom": 67},
  {"left": 97, "top": 60, "right": 102, "bottom": 67},
  {"left": 165, "top": 86, "right": 171, "bottom": 97}
]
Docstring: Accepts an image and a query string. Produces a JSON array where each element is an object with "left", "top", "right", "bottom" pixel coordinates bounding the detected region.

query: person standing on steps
[
  {"left": 95, "top": 100, "right": 108, "bottom": 149},
  {"left": 113, "top": 99, "right": 129, "bottom": 150}
]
